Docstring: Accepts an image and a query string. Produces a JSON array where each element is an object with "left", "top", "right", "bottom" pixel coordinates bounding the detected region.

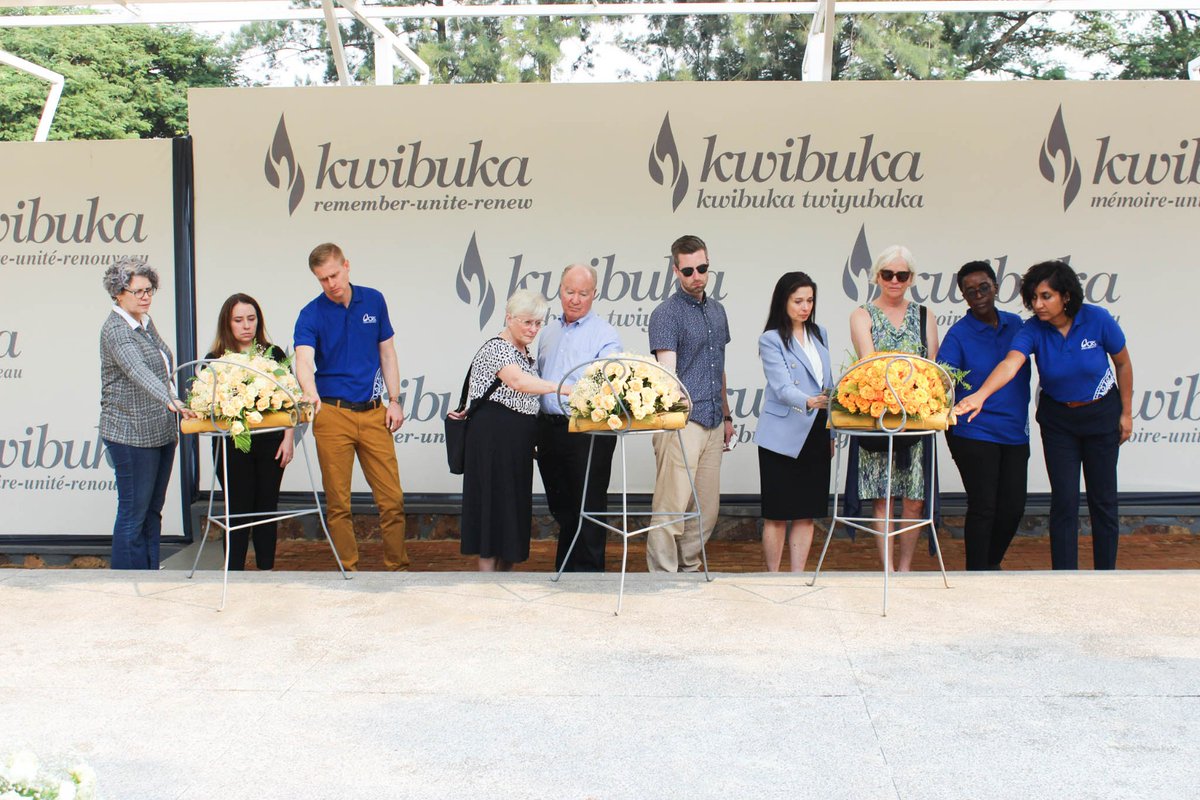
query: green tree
[
  {"left": 0, "top": 21, "right": 237, "bottom": 141},
  {"left": 231, "top": 0, "right": 589, "bottom": 85},
  {"left": 622, "top": 11, "right": 1080, "bottom": 82},
  {"left": 1074, "top": 11, "right": 1200, "bottom": 79}
]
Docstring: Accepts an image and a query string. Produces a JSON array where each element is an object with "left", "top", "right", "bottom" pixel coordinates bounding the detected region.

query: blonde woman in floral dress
[{"left": 848, "top": 245, "right": 939, "bottom": 572}]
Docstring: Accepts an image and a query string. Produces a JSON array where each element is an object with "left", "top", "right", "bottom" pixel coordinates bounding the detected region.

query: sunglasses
[
  {"left": 879, "top": 269, "right": 912, "bottom": 283},
  {"left": 678, "top": 263, "right": 710, "bottom": 278},
  {"left": 962, "top": 283, "right": 995, "bottom": 300}
]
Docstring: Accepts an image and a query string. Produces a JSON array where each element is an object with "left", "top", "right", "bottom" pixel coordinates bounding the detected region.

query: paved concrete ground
[{"left": 1, "top": 568, "right": 1198, "bottom": 800}]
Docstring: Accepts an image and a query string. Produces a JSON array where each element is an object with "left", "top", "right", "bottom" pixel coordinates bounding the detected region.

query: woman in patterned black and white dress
[{"left": 454, "top": 289, "right": 572, "bottom": 571}]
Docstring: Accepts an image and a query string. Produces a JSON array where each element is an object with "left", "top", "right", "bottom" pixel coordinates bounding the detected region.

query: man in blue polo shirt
[
  {"left": 646, "top": 234, "right": 734, "bottom": 573},
  {"left": 940, "top": 261, "right": 1032, "bottom": 571},
  {"left": 294, "top": 242, "right": 408, "bottom": 571}
]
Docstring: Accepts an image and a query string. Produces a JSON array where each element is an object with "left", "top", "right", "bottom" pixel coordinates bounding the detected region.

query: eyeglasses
[
  {"left": 512, "top": 317, "right": 544, "bottom": 329},
  {"left": 879, "top": 270, "right": 911, "bottom": 283},
  {"left": 962, "top": 283, "right": 995, "bottom": 300},
  {"left": 124, "top": 287, "right": 156, "bottom": 299},
  {"left": 679, "top": 263, "right": 710, "bottom": 278}
]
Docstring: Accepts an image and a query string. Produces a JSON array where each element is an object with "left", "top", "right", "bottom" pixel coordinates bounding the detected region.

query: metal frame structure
[
  {"left": 550, "top": 356, "right": 711, "bottom": 615},
  {"left": 177, "top": 358, "right": 350, "bottom": 611},
  {"left": 808, "top": 354, "right": 954, "bottom": 616},
  {"left": 0, "top": 49, "right": 63, "bottom": 141}
]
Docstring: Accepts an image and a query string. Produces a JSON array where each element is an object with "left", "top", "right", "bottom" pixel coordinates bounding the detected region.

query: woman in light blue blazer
[{"left": 755, "top": 272, "right": 834, "bottom": 572}]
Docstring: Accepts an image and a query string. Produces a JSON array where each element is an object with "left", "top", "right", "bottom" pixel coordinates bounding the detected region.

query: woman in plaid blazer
[{"left": 99, "top": 257, "right": 193, "bottom": 569}]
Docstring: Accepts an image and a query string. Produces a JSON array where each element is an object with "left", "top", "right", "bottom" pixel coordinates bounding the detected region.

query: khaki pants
[
  {"left": 646, "top": 422, "right": 724, "bottom": 573},
  {"left": 313, "top": 404, "right": 408, "bottom": 571}
]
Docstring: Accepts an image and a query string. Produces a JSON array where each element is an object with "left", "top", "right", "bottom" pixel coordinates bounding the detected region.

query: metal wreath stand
[
  {"left": 808, "top": 353, "right": 953, "bottom": 616},
  {"left": 174, "top": 357, "right": 350, "bottom": 611},
  {"left": 550, "top": 355, "right": 712, "bottom": 615}
]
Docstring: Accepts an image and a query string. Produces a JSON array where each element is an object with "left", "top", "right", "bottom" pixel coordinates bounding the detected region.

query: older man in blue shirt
[
  {"left": 537, "top": 264, "right": 622, "bottom": 571},
  {"left": 646, "top": 235, "right": 734, "bottom": 573}
]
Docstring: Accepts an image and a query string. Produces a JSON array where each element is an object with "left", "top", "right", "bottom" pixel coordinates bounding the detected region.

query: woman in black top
[{"left": 205, "top": 294, "right": 294, "bottom": 570}]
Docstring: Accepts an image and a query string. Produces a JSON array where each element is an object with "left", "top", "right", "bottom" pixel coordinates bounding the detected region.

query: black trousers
[
  {"left": 536, "top": 414, "right": 617, "bottom": 572},
  {"left": 946, "top": 432, "right": 1029, "bottom": 571},
  {"left": 213, "top": 434, "right": 285, "bottom": 570},
  {"left": 1036, "top": 390, "right": 1121, "bottom": 570}
]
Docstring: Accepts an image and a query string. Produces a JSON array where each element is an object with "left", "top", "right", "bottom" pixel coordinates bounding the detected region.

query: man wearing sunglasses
[{"left": 646, "top": 234, "right": 734, "bottom": 572}]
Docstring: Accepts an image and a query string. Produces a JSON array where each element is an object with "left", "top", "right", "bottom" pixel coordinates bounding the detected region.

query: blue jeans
[{"left": 105, "top": 439, "right": 177, "bottom": 570}]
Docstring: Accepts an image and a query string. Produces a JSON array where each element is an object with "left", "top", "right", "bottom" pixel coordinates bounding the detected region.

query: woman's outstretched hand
[{"left": 953, "top": 394, "right": 984, "bottom": 422}]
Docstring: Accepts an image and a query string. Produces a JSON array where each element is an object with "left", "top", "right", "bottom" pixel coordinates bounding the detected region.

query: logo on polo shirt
[
  {"left": 362, "top": 313, "right": 377, "bottom": 324},
  {"left": 1081, "top": 338, "right": 1098, "bottom": 350}
]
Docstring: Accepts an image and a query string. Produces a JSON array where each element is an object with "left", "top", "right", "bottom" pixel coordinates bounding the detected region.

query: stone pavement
[{"left": 1, "top": 568, "right": 1198, "bottom": 800}]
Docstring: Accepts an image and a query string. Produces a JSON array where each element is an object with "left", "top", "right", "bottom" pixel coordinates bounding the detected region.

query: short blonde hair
[
  {"left": 871, "top": 245, "right": 915, "bottom": 281},
  {"left": 506, "top": 288, "right": 549, "bottom": 319},
  {"left": 308, "top": 242, "right": 345, "bottom": 270}
]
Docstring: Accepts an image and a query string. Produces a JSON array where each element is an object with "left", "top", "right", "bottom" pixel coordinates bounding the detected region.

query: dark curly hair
[{"left": 1020, "top": 260, "right": 1083, "bottom": 318}]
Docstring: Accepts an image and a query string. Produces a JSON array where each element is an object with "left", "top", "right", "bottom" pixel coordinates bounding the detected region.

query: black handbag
[
  {"left": 444, "top": 340, "right": 503, "bottom": 475},
  {"left": 859, "top": 305, "right": 928, "bottom": 459}
]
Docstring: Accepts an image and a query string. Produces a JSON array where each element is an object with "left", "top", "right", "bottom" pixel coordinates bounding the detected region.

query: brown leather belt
[{"left": 1061, "top": 392, "right": 1110, "bottom": 409}]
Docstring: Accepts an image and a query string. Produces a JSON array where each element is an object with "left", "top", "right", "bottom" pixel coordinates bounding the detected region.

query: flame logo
[
  {"left": 264, "top": 114, "right": 306, "bottom": 216},
  {"left": 456, "top": 232, "right": 497, "bottom": 331},
  {"left": 841, "top": 224, "right": 876, "bottom": 303},
  {"left": 648, "top": 113, "right": 690, "bottom": 212},
  {"left": 1039, "top": 105, "right": 1082, "bottom": 212}
]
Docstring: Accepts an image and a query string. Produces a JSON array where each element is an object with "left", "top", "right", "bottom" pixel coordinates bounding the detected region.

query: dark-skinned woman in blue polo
[
  {"left": 954, "top": 260, "right": 1134, "bottom": 570},
  {"left": 940, "top": 261, "right": 1032, "bottom": 571}
]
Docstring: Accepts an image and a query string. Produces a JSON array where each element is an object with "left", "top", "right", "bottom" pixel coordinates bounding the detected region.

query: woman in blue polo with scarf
[{"left": 954, "top": 260, "right": 1134, "bottom": 570}]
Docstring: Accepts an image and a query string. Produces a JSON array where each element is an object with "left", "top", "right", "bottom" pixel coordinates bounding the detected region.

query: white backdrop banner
[
  {"left": 189, "top": 82, "right": 1199, "bottom": 496},
  {"left": 0, "top": 139, "right": 180, "bottom": 536}
]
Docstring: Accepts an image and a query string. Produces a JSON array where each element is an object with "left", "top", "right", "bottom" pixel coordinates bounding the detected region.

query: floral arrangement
[
  {"left": 833, "top": 352, "right": 955, "bottom": 421},
  {"left": 186, "top": 343, "right": 306, "bottom": 452},
  {"left": 567, "top": 354, "right": 688, "bottom": 431},
  {"left": 0, "top": 751, "right": 96, "bottom": 800}
]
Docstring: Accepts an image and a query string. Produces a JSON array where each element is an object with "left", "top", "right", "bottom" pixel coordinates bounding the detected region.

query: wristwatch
[{"left": 723, "top": 415, "right": 733, "bottom": 422}]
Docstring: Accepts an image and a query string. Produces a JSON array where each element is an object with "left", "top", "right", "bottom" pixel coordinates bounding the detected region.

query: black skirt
[
  {"left": 460, "top": 401, "right": 538, "bottom": 563},
  {"left": 758, "top": 410, "right": 831, "bottom": 521}
]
